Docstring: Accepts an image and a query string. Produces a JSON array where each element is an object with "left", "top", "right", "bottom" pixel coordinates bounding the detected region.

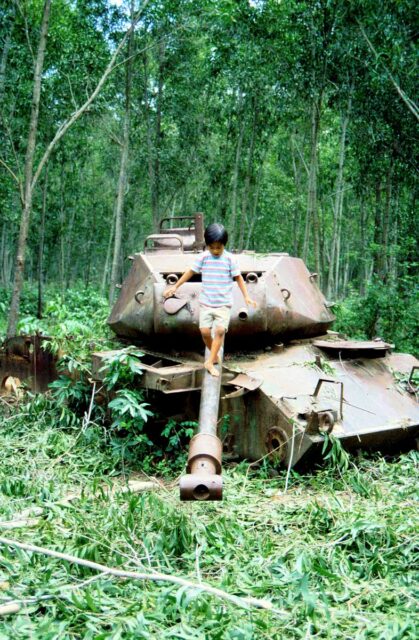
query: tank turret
[{"left": 108, "top": 214, "right": 335, "bottom": 345}]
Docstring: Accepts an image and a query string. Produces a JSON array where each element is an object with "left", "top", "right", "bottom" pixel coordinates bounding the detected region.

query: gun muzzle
[{"left": 179, "top": 433, "right": 222, "bottom": 500}]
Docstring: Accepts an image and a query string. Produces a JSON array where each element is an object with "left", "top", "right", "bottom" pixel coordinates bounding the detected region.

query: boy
[{"left": 163, "top": 223, "right": 256, "bottom": 376}]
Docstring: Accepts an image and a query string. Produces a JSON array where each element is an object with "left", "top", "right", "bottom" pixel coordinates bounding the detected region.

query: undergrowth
[
  {"left": 0, "top": 285, "right": 418, "bottom": 637},
  {"left": 0, "top": 285, "right": 114, "bottom": 356},
  {"left": 333, "top": 279, "right": 419, "bottom": 356},
  {"left": 0, "top": 400, "right": 417, "bottom": 638}
]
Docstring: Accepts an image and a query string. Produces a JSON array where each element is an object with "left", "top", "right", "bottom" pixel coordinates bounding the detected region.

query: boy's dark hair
[{"left": 204, "top": 223, "right": 228, "bottom": 245}]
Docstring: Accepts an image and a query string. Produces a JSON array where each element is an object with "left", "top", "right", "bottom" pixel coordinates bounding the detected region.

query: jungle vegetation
[
  {"left": 0, "top": 0, "right": 417, "bottom": 345},
  {"left": 0, "top": 1, "right": 418, "bottom": 638}
]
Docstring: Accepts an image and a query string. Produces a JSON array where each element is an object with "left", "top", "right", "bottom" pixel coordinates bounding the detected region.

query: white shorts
[{"left": 199, "top": 305, "right": 231, "bottom": 332}]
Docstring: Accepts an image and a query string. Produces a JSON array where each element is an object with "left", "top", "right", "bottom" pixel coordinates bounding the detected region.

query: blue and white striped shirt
[{"left": 192, "top": 251, "right": 241, "bottom": 307}]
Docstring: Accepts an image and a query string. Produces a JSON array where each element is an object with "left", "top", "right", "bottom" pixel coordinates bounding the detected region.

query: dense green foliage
[
  {"left": 0, "top": 395, "right": 417, "bottom": 638},
  {"left": 0, "top": 0, "right": 417, "bottom": 321},
  {"left": 0, "top": 282, "right": 418, "bottom": 638},
  {"left": 0, "top": 285, "right": 197, "bottom": 474},
  {"left": 0, "top": 1, "right": 418, "bottom": 636},
  {"left": 333, "top": 280, "right": 419, "bottom": 356}
]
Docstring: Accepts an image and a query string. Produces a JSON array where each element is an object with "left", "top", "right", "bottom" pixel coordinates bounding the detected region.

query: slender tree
[
  {"left": 6, "top": 0, "right": 150, "bottom": 336},
  {"left": 109, "top": 0, "right": 135, "bottom": 304},
  {"left": 7, "top": 0, "right": 51, "bottom": 338}
]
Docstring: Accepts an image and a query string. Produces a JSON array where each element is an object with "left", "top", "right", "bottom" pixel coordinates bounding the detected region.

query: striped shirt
[{"left": 192, "top": 250, "right": 241, "bottom": 307}]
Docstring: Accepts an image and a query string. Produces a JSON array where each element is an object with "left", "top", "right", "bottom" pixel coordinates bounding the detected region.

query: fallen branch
[
  {"left": 0, "top": 603, "right": 20, "bottom": 616},
  {"left": 0, "top": 572, "right": 110, "bottom": 608},
  {"left": 0, "top": 519, "right": 39, "bottom": 530},
  {"left": 0, "top": 536, "right": 280, "bottom": 614}
]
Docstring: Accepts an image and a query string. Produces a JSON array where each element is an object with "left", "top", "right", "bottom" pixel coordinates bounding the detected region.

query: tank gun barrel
[{"left": 179, "top": 347, "right": 223, "bottom": 500}]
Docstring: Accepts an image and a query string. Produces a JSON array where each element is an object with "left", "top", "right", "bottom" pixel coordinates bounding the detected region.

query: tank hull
[
  {"left": 221, "top": 342, "right": 419, "bottom": 466},
  {"left": 92, "top": 340, "right": 419, "bottom": 468}
]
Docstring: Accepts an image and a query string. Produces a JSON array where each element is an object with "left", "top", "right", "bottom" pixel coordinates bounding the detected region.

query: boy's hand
[
  {"left": 163, "top": 285, "right": 178, "bottom": 299},
  {"left": 245, "top": 297, "right": 257, "bottom": 308}
]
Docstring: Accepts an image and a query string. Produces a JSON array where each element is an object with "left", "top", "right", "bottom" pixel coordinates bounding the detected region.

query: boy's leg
[
  {"left": 199, "top": 308, "right": 219, "bottom": 365},
  {"left": 200, "top": 306, "right": 229, "bottom": 376},
  {"left": 200, "top": 327, "right": 212, "bottom": 351},
  {"left": 200, "top": 327, "right": 222, "bottom": 364},
  {"left": 204, "top": 325, "right": 225, "bottom": 377}
]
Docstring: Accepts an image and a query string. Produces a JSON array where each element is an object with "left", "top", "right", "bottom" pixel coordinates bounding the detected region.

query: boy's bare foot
[{"left": 204, "top": 360, "right": 220, "bottom": 377}]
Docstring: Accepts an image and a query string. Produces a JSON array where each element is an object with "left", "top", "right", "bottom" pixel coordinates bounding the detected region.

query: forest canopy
[
  {"left": 0, "top": 0, "right": 418, "bottom": 346},
  {"left": 0, "top": 4, "right": 418, "bottom": 638}
]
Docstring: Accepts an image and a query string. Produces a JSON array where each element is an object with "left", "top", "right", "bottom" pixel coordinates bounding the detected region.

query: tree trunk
[
  {"left": 0, "top": 224, "right": 7, "bottom": 287},
  {"left": 244, "top": 175, "right": 261, "bottom": 250},
  {"left": 142, "top": 52, "right": 154, "bottom": 223},
  {"left": 327, "top": 85, "right": 353, "bottom": 298},
  {"left": 84, "top": 203, "right": 97, "bottom": 289},
  {"left": 303, "top": 90, "right": 323, "bottom": 276},
  {"left": 100, "top": 205, "right": 115, "bottom": 296},
  {"left": 245, "top": 149, "right": 267, "bottom": 249},
  {"left": 59, "top": 164, "right": 66, "bottom": 297},
  {"left": 217, "top": 113, "right": 234, "bottom": 223},
  {"left": 290, "top": 131, "right": 307, "bottom": 255},
  {"left": 153, "top": 39, "right": 165, "bottom": 229},
  {"left": 238, "top": 102, "right": 257, "bottom": 251},
  {"left": 142, "top": 41, "right": 164, "bottom": 231},
  {"left": 65, "top": 202, "right": 77, "bottom": 289},
  {"left": 359, "top": 196, "right": 368, "bottom": 295},
  {"left": 7, "top": 0, "right": 51, "bottom": 338},
  {"left": 101, "top": 210, "right": 115, "bottom": 296},
  {"left": 109, "top": 1, "right": 134, "bottom": 305},
  {"left": 37, "top": 165, "right": 48, "bottom": 318},
  {"left": 230, "top": 113, "right": 245, "bottom": 249},
  {"left": 379, "top": 157, "right": 394, "bottom": 281},
  {"left": 388, "top": 188, "right": 399, "bottom": 286},
  {"left": 342, "top": 250, "right": 350, "bottom": 297},
  {"left": 372, "top": 180, "right": 382, "bottom": 277}
]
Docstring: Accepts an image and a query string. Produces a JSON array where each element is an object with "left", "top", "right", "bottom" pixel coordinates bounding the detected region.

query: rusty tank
[
  {"left": 0, "top": 334, "right": 57, "bottom": 396},
  {"left": 102, "top": 214, "right": 419, "bottom": 500}
]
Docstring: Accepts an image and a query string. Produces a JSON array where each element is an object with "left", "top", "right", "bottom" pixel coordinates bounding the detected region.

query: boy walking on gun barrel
[{"left": 163, "top": 223, "right": 256, "bottom": 376}]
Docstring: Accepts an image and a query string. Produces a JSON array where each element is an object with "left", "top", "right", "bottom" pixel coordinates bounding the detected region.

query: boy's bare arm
[
  {"left": 163, "top": 269, "right": 195, "bottom": 298},
  {"left": 234, "top": 275, "right": 257, "bottom": 307}
]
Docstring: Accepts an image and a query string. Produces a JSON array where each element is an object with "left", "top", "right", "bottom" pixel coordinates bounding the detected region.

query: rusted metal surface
[
  {"left": 180, "top": 433, "right": 223, "bottom": 500},
  {"left": 313, "top": 339, "right": 393, "bottom": 357},
  {"left": 226, "top": 373, "right": 262, "bottom": 391},
  {"left": 180, "top": 347, "right": 223, "bottom": 500},
  {"left": 145, "top": 234, "right": 185, "bottom": 253},
  {"left": 106, "top": 215, "right": 419, "bottom": 475},
  {"left": 146, "top": 213, "right": 205, "bottom": 253},
  {"left": 92, "top": 349, "right": 204, "bottom": 394},
  {"left": 96, "top": 343, "right": 419, "bottom": 471},
  {"left": 108, "top": 244, "right": 335, "bottom": 344},
  {"left": 407, "top": 366, "right": 419, "bottom": 394},
  {"left": 221, "top": 343, "right": 419, "bottom": 467},
  {"left": 0, "top": 335, "right": 57, "bottom": 394}
]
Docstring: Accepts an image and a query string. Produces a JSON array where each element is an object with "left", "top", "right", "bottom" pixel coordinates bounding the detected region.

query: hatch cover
[{"left": 313, "top": 339, "right": 393, "bottom": 358}]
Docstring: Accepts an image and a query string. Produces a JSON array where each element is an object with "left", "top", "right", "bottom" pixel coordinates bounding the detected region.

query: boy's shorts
[{"left": 199, "top": 305, "right": 231, "bottom": 332}]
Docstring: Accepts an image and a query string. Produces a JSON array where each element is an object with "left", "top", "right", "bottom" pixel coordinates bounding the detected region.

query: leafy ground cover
[
  {"left": 0, "top": 288, "right": 418, "bottom": 638},
  {"left": 0, "top": 400, "right": 417, "bottom": 639}
]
